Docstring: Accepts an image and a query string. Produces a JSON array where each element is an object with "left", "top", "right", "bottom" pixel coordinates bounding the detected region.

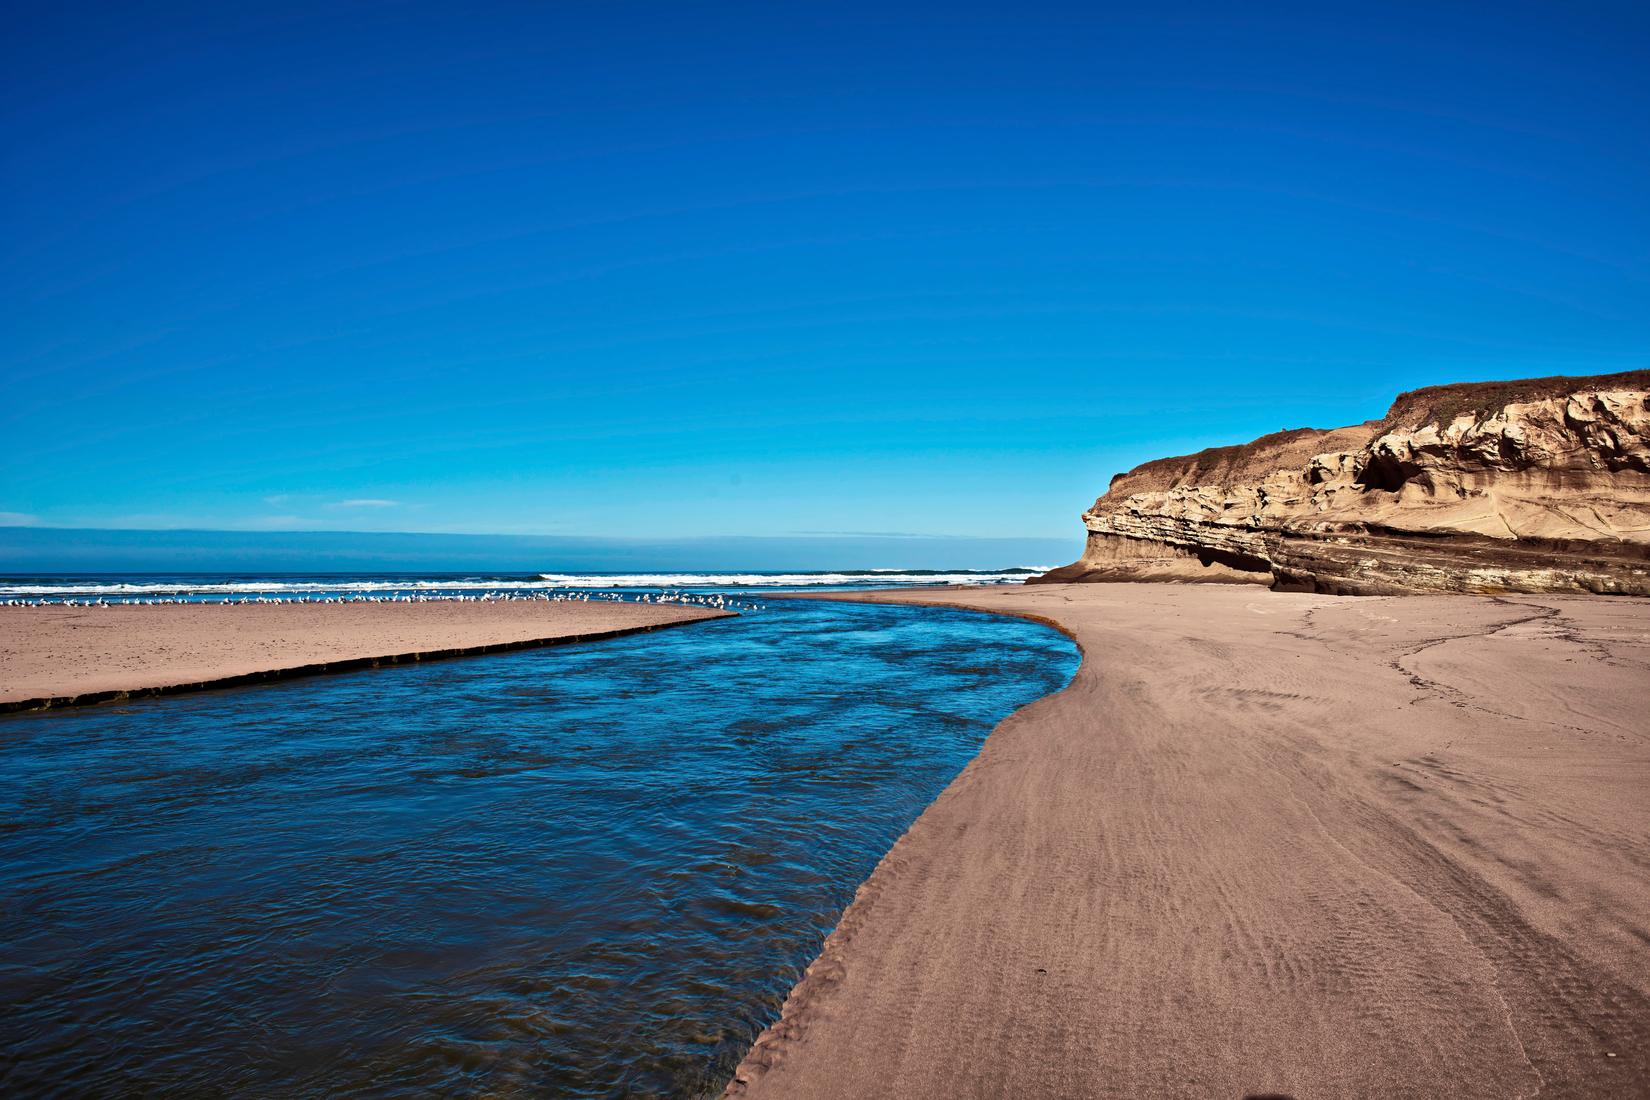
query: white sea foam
[
  {"left": 0, "top": 579, "right": 559, "bottom": 597},
  {"left": 0, "top": 569, "right": 1048, "bottom": 598},
  {"left": 533, "top": 571, "right": 1044, "bottom": 588}
]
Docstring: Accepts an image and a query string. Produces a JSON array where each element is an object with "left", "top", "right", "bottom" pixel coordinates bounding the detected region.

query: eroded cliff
[{"left": 1035, "top": 371, "right": 1650, "bottom": 595}]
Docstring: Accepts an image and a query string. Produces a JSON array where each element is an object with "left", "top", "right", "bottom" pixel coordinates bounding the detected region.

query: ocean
[
  {"left": 0, "top": 568, "right": 1048, "bottom": 603},
  {"left": 0, "top": 580, "right": 1077, "bottom": 1096}
]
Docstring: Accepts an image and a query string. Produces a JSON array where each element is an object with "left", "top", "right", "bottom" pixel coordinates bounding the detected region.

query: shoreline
[
  {"left": 0, "top": 602, "right": 733, "bottom": 713},
  {"left": 731, "top": 582, "right": 1650, "bottom": 1098}
]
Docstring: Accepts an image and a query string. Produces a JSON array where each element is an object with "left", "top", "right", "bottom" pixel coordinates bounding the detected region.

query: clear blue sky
[{"left": 4, "top": 1, "right": 1646, "bottom": 551}]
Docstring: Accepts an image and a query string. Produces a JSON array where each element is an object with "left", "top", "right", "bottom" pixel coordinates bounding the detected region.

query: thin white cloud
[
  {"left": 0, "top": 511, "right": 41, "bottom": 526},
  {"left": 333, "top": 498, "right": 399, "bottom": 508}
]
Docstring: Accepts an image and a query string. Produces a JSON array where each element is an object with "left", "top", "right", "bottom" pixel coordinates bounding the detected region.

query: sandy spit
[
  {"left": 729, "top": 583, "right": 1650, "bottom": 1099},
  {"left": 0, "top": 601, "right": 732, "bottom": 712}
]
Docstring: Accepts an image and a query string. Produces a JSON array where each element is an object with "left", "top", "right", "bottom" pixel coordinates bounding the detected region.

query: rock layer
[{"left": 1035, "top": 371, "right": 1650, "bottom": 595}]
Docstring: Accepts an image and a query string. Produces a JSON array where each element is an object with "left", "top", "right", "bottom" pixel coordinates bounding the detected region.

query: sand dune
[
  {"left": 0, "top": 601, "right": 731, "bottom": 711},
  {"left": 731, "top": 584, "right": 1650, "bottom": 1098}
]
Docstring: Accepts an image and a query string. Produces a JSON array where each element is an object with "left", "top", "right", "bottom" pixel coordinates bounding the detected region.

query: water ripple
[{"left": 0, "top": 598, "right": 1077, "bottom": 1097}]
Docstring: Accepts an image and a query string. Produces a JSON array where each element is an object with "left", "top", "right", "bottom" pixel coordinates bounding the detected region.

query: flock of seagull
[{"left": 1, "top": 590, "right": 767, "bottom": 611}]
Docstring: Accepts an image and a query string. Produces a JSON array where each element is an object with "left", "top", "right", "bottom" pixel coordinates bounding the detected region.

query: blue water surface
[{"left": 0, "top": 597, "right": 1077, "bottom": 1097}]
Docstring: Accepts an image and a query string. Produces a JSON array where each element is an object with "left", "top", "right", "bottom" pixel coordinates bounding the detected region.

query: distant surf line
[{"left": 0, "top": 568, "right": 1049, "bottom": 599}]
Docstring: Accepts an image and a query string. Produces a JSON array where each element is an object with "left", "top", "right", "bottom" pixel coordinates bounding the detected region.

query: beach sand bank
[
  {"left": 731, "top": 583, "right": 1650, "bottom": 1099},
  {"left": 0, "top": 601, "right": 732, "bottom": 712}
]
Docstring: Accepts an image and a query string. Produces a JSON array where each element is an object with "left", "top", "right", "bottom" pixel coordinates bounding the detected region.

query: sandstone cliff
[{"left": 1034, "top": 370, "right": 1650, "bottom": 595}]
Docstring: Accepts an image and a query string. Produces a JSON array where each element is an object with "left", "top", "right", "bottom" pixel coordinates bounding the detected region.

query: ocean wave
[
  {"left": 0, "top": 579, "right": 562, "bottom": 597},
  {"left": 0, "top": 569, "right": 1048, "bottom": 598},
  {"left": 533, "top": 571, "right": 1045, "bottom": 588}
]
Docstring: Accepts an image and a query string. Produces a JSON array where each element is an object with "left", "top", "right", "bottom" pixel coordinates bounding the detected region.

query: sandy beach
[
  {"left": 0, "top": 600, "right": 731, "bottom": 712},
  {"left": 731, "top": 583, "right": 1650, "bottom": 1099}
]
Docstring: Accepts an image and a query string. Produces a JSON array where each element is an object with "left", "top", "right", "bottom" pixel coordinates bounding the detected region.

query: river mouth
[{"left": 0, "top": 597, "right": 1078, "bottom": 1097}]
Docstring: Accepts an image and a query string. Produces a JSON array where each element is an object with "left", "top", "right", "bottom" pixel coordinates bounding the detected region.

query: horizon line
[{"left": 0, "top": 524, "right": 1075, "bottom": 543}]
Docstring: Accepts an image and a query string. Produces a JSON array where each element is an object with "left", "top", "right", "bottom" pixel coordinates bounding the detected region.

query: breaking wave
[
  {"left": 0, "top": 568, "right": 1047, "bottom": 600},
  {"left": 534, "top": 570, "right": 1046, "bottom": 588}
]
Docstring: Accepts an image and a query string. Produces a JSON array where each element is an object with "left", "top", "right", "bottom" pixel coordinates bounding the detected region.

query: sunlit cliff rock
[{"left": 1034, "top": 371, "right": 1650, "bottom": 595}]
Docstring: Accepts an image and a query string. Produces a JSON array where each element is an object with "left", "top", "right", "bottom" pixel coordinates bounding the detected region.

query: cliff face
[{"left": 1035, "top": 371, "right": 1650, "bottom": 595}]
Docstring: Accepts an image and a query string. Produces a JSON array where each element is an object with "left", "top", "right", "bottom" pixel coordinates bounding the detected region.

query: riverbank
[
  {"left": 731, "top": 583, "right": 1650, "bottom": 1098},
  {"left": 0, "top": 601, "right": 732, "bottom": 711},
  {"left": 0, "top": 597, "right": 1074, "bottom": 1097}
]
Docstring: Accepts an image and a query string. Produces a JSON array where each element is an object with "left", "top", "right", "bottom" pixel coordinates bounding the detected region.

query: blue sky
[{"left": 3, "top": 1, "right": 1646, "bottom": 556}]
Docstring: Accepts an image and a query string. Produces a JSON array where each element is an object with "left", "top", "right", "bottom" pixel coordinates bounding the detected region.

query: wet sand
[
  {"left": 0, "top": 601, "right": 731, "bottom": 711},
  {"left": 731, "top": 583, "right": 1650, "bottom": 1099}
]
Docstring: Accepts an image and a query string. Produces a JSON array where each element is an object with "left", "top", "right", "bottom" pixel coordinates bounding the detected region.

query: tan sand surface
[
  {"left": 0, "top": 601, "right": 730, "bottom": 710},
  {"left": 731, "top": 584, "right": 1650, "bottom": 1099}
]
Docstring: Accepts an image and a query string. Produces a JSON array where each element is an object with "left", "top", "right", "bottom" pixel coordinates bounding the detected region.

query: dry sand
[
  {"left": 731, "top": 583, "right": 1650, "bottom": 1099},
  {"left": 0, "top": 600, "right": 731, "bottom": 711}
]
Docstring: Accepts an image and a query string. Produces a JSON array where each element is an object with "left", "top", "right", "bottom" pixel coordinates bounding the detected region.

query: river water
[{"left": 0, "top": 597, "right": 1077, "bottom": 1097}]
